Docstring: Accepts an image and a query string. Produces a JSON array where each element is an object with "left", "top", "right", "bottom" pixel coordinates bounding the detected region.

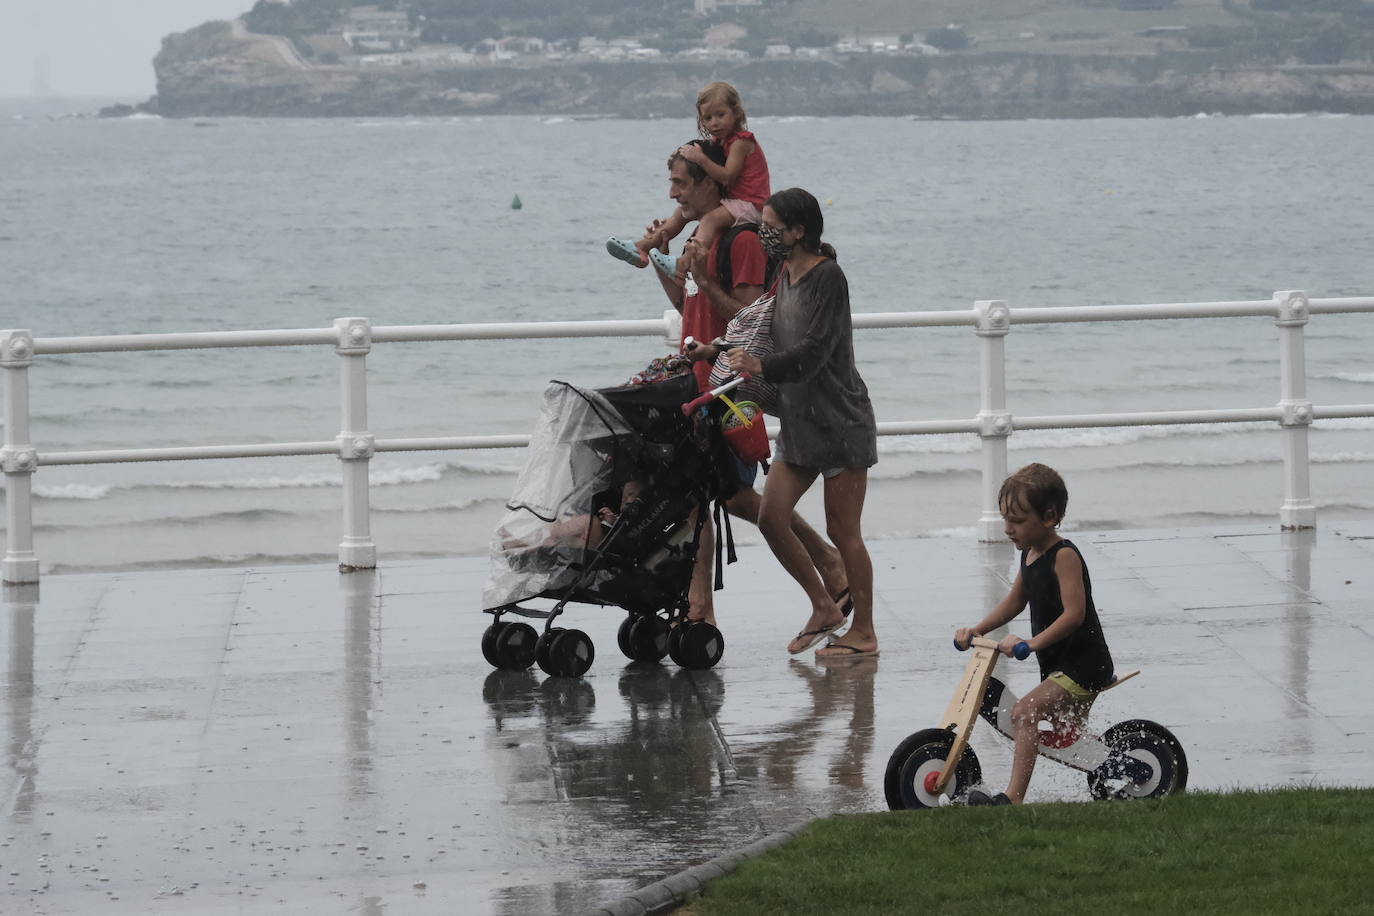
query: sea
[{"left": 2, "top": 96, "right": 1372, "bottom": 574}]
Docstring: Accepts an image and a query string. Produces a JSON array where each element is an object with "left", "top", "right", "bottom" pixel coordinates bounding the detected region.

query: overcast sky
[{"left": 0, "top": 1, "right": 253, "bottom": 98}]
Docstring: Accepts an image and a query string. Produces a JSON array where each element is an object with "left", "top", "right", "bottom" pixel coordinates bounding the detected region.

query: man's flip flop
[
  {"left": 815, "top": 640, "right": 879, "bottom": 660},
  {"left": 648, "top": 249, "right": 679, "bottom": 279},
  {"left": 787, "top": 622, "right": 842, "bottom": 655},
  {"left": 606, "top": 236, "right": 646, "bottom": 267},
  {"left": 833, "top": 588, "right": 854, "bottom": 619}
]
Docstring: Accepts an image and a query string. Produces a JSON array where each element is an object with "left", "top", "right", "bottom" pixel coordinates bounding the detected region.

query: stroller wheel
[
  {"left": 482, "top": 621, "right": 510, "bottom": 668},
  {"left": 536, "top": 627, "right": 565, "bottom": 673},
  {"left": 539, "top": 628, "right": 595, "bottom": 678},
  {"left": 668, "top": 621, "right": 724, "bottom": 670},
  {"left": 628, "top": 615, "right": 670, "bottom": 662},
  {"left": 617, "top": 616, "right": 636, "bottom": 660},
  {"left": 493, "top": 622, "right": 538, "bottom": 671}
]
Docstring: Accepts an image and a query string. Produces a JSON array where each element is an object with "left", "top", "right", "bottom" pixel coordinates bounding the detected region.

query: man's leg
[
  {"left": 756, "top": 462, "right": 847, "bottom": 653},
  {"left": 686, "top": 506, "right": 716, "bottom": 626}
]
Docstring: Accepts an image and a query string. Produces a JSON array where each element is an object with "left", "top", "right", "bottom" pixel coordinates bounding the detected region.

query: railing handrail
[
  {"left": 25, "top": 296, "right": 1374, "bottom": 355},
  {"left": 4, "top": 291, "right": 1373, "bottom": 583}
]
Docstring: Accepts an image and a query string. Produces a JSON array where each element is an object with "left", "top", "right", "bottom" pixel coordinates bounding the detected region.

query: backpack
[{"left": 714, "top": 222, "right": 781, "bottom": 296}]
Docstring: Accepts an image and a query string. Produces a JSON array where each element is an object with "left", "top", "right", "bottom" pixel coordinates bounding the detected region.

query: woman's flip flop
[
  {"left": 815, "top": 641, "right": 879, "bottom": 660},
  {"left": 606, "top": 236, "right": 646, "bottom": 267},
  {"left": 787, "top": 621, "right": 843, "bottom": 655}
]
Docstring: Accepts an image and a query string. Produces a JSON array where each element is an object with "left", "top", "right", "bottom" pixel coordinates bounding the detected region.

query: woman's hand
[{"left": 725, "top": 348, "right": 762, "bottom": 376}]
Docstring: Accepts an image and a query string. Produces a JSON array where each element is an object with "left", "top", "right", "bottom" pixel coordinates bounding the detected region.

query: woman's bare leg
[{"left": 814, "top": 469, "right": 877, "bottom": 658}]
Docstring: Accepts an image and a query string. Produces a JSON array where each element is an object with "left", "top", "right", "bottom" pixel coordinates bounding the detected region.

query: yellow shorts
[{"left": 1048, "top": 671, "right": 1095, "bottom": 699}]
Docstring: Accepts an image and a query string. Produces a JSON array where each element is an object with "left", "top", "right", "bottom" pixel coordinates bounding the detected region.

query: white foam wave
[
  {"left": 33, "top": 483, "right": 112, "bottom": 500},
  {"left": 1321, "top": 371, "right": 1374, "bottom": 383}
]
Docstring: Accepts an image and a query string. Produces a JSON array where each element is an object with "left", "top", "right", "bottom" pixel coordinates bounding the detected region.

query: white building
[
  {"left": 694, "top": 0, "right": 762, "bottom": 14},
  {"left": 344, "top": 9, "right": 416, "bottom": 52}
]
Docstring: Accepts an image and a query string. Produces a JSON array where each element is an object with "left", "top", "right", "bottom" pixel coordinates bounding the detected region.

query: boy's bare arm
[{"left": 957, "top": 573, "right": 1027, "bottom": 644}]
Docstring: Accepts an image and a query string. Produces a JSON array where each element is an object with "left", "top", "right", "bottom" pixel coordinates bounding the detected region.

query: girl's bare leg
[
  {"left": 637, "top": 208, "right": 687, "bottom": 257},
  {"left": 684, "top": 205, "right": 734, "bottom": 278},
  {"left": 814, "top": 469, "right": 877, "bottom": 657}
]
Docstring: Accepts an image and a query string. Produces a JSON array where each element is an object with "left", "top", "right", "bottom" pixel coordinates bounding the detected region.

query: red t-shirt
[
  {"left": 722, "top": 129, "right": 770, "bottom": 209},
  {"left": 681, "top": 229, "right": 767, "bottom": 390}
]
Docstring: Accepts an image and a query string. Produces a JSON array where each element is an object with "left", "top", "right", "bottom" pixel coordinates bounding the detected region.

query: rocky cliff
[{"left": 145, "top": 20, "right": 1374, "bottom": 119}]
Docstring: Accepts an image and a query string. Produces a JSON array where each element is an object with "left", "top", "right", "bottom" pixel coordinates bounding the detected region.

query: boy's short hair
[{"left": 998, "top": 463, "right": 1068, "bottom": 524}]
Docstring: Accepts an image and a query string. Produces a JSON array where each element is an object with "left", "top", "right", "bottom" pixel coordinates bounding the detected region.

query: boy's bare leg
[
  {"left": 1005, "top": 681, "right": 1083, "bottom": 803},
  {"left": 637, "top": 208, "right": 687, "bottom": 258}
]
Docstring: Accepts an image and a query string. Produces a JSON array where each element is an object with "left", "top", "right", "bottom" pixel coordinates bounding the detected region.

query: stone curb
[{"left": 582, "top": 817, "right": 815, "bottom": 916}]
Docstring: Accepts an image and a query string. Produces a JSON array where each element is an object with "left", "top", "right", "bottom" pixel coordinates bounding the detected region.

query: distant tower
[{"left": 32, "top": 52, "right": 52, "bottom": 98}]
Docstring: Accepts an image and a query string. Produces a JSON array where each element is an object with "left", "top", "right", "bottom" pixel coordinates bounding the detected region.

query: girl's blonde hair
[{"left": 696, "top": 81, "right": 747, "bottom": 138}]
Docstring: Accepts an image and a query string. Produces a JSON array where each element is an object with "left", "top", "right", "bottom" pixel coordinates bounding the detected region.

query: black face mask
[{"left": 758, "top": 224, "right": 791, "bottom": 259}]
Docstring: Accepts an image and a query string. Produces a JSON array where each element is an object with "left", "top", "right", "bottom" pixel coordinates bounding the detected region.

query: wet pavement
[{"left": 3, "top": 522, "right": 1374, "bottom": 914}]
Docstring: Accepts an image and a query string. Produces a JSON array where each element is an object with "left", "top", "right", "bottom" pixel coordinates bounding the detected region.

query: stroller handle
[
  {"left": 954, "top": 635, "right": 1031, "bottom": 660},
  {"left": 682, "top": 372, "right": 752, "bottom": 415}
]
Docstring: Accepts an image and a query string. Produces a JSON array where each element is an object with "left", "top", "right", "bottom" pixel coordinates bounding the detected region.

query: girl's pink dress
[{"left": 720, "top": 129, "right": 770, "bottom": 225}]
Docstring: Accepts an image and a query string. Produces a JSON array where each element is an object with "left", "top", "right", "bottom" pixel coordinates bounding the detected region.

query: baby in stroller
[{"left": 482, "top": 372, "right": 742, "bottom": 678}]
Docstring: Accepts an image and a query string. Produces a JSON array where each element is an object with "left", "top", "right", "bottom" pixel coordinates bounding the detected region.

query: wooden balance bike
[{"left": 885, "top": 636, "right": 1188, "bottom": 810}]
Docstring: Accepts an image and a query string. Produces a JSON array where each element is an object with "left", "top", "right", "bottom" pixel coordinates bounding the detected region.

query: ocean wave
[
  {"left": 33, "top": 483, "right": 112, "bottom": 500},
  {"left": 1320, "top": 371, "right": 1374, "bottom": 383},
  {"left": 375, "top": 496, "right": 504, "bottom": 513}
]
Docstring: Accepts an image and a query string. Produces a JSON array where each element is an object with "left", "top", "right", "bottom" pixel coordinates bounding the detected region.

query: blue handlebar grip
[
  {"left": 1013, "top": 641, "right": 1031, "bottom": 661},
  {"left": 953, "top": 637, "right": 967, "bottom": 652}
]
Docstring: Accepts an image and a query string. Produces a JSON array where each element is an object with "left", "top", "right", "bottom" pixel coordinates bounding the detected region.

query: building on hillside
[
  {"left": 344, "top": 9, "right": 416, "bottom": 52},
  {"left": 704, "top": 22, "right": 747, "bottom": 49}
]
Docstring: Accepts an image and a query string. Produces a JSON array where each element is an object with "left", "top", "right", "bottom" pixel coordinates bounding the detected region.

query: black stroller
[{"left": 481, "top": 373, "right": 747, "bottom": 678}]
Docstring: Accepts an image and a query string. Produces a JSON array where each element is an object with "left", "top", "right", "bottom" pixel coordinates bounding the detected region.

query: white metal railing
[{"left": 4, "top": 291, "right": 1374, "bottom": 584}]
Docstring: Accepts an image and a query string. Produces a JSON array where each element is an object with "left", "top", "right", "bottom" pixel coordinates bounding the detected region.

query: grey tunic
[{"left": 759, "top": 258, "right": 878, "bottom": 470}]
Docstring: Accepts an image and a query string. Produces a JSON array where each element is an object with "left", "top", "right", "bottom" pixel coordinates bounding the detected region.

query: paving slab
[{"left": 2, "top": 525, "right": 1372, "bottom": 914}]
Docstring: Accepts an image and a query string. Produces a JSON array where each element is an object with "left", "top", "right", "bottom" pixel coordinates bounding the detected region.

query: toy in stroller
[
  {"left": 884, "top": 636, "right": 1187, "bottom": 809},
  {"left": 481, "top": 372, "right": 757, "bottom": 678}
]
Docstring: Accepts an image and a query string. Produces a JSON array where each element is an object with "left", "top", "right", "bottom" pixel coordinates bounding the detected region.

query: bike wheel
[
  {"left": 493, "top": 621, "right": 538, "bottom": 671},
  {"left": 1087, "top": 719, "right": 1188, "bottom": 800},
  {"left": 884, "top": 728, "right": 982, "bottom": 811},
  {"left": 628, "top": 615, "right": 671, "bottom": 662}
]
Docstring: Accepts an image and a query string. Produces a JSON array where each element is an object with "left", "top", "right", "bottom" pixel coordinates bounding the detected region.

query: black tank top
[{"left": 1022, "top": 539, "right": 1114, "bottom": 690}]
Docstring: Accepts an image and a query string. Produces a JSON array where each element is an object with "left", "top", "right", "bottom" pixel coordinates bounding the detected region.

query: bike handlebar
[{"left": 954, "top": 636, "right": 1030, "bottom": 660}]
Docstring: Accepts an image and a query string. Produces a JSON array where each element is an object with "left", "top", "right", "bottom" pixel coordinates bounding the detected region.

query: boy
[{"left": 954, "top": 463, "right": 1113, "bottom": 805}]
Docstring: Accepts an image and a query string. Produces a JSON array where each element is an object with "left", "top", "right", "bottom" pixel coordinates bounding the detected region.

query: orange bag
[{"left": 720, "top": 398, "right": 770, "bottom": 464}]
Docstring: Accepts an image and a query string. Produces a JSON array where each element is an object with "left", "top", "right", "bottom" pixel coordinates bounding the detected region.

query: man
[{"left": 648, "top": 142, "right": 849, "bottom": 639}]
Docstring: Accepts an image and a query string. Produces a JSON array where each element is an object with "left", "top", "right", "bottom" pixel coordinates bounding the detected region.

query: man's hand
[{"left": 683, "top": 238, "right": 710, "bottom": 285}]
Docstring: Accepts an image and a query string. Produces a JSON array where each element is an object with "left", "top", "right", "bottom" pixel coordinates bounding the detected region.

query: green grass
[{"left": 681, "top": 789, "right": 1374, "bottom": 916}]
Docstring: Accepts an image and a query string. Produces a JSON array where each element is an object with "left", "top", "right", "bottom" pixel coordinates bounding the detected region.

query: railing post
[
  {"left": 335, "top": 318, "right": 377, "bottom": 571},
  {"left": 974, "top": 301, "right": 1012, "bottom": 542},
  {"left": 1274, "top": 291, "right": 1316, "bottom": 530},
  {"left": 1, "top": 331, "right": 40, "bottom": 584},
  {"left": 663, "top": 308, "right": 682, "bottom": 350}
]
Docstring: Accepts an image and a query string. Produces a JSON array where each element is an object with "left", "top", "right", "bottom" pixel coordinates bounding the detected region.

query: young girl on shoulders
[
  {"left": 607, "top": 81, "right": 771, "bottom": 279},
  {"left": 953, "top": 463, "right": 1114, "bottom": 806}
]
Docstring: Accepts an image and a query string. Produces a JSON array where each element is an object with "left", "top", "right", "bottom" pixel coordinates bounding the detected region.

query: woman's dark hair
[{"left": 764, "top": 187, "right": 836, "bottom": 261}]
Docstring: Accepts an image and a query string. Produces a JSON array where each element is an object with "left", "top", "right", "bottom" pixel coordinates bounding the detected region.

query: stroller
[{"left": 481, "top": 372, "right": 757, "bottom": 678}]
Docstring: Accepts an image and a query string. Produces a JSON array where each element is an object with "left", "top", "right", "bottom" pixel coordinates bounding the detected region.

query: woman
[{"left": 726, "top": 188, "right": 879, "bottom": 659}]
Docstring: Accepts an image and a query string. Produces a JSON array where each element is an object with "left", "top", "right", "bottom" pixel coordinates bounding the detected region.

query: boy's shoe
[
  {"left": 966, "top": 789, "right": 1012, "bottom": 806},
  {"left": 606, "top": 236, "right": 647, "bottom": 267},
  {"left": 648, "top": 249, "right": 680, "bottom": 280}
]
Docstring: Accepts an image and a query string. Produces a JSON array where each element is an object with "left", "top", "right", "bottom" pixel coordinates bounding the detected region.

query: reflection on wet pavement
[{"left": 2, "top": 523, "right": 1373, "bottom": 913}]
